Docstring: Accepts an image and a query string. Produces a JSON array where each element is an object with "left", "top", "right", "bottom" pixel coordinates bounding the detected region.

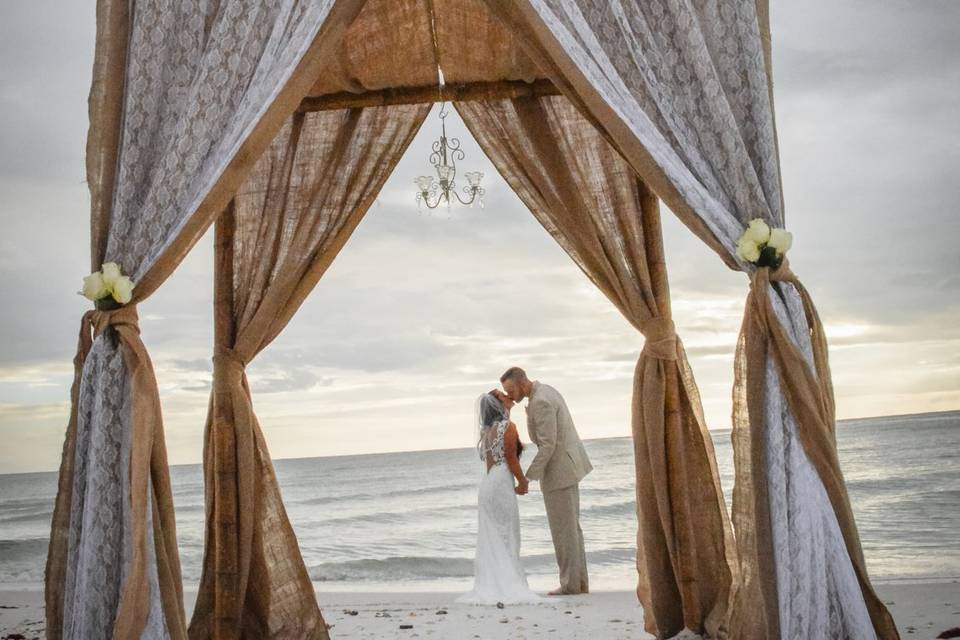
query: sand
[{"left": 2, "top": 582, "right": 958, "bottom": 639}]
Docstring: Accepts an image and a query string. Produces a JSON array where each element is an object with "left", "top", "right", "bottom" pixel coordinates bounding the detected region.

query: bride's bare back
[{"left": 485, "top": 421, "right": 523, "bottom": 477}]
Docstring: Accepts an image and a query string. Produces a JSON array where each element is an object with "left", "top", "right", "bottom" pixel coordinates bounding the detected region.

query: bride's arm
[{"left": 504, "top": 423, "right": 529, "bottom": 494}]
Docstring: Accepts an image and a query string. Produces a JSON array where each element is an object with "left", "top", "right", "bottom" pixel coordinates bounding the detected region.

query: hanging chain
[{"left": 414, "top": 0, "right": 484, "bottom": 210}]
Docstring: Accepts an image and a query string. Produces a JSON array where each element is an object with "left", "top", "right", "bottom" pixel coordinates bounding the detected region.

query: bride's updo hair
[
  {"left": 480, "top": 392, "right": 508, "bottom": 428},
  {"left": 480, "top": 392, "right": 524, "bottom": 457}
]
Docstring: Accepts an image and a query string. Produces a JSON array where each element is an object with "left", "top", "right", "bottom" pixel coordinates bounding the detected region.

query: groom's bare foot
[{"left": 548, "top": 587, "right": 566, "bottom": 596}]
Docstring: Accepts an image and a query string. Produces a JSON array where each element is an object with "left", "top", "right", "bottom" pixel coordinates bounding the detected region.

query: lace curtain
[
  {"left": 46, "top": 1, "right": 367, "bottom": 638},
  {"left": 485, "top": 0, "right": 780, "bottom": 268},
  {"left": 457, "top": 94, "right": 736, "bottom": 638},
  {"left": 189, "top": 104, "right": 428, "bottom": 639},
  {"left": 483, "top": 1, "right": 898, "bottom": 638}
]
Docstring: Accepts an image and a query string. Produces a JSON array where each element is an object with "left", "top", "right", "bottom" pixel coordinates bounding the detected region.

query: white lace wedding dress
[{"left": 457, "top": 420, "right": 541, "bottom": 605}]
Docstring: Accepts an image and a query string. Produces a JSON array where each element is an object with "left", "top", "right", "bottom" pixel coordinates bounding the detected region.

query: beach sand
[{"left": 2, "top": 582, "right": 958, "bottom": 639}]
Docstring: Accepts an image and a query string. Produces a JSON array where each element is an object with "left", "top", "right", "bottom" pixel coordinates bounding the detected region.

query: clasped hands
[{"left": 515, "top": 476, "right": 530, "bottom": 495}]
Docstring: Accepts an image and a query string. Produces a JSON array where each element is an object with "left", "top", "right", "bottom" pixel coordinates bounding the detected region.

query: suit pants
[{"left": 543, "top": 483, "right": 588, "bottom": 594}]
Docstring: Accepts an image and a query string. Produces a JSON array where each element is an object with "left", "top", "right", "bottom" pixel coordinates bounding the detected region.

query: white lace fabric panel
[
  {"left": 763, "top": 283, "right": 876, "bottom": 640},
  {"left": 63, "top": 335, "right": 126, "bottom": 638},
  {"left": 525, "top": 0, "right": 782, "bottom": 258},
  {"left": 63, "top": 333, "right": 168, "bottom": 638},
  {"left": 105, "top": 0, "right": 337, "bottom": 281}
]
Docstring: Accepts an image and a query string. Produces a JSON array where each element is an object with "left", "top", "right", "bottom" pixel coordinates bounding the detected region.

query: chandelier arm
[{"left": 453, "top": 189, "right": 477, "bottom": 205}]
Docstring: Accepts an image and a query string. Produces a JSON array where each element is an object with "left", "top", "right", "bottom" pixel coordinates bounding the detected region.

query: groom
[{"left": 500, "top": 367, "right": 593, "bottom": 595}]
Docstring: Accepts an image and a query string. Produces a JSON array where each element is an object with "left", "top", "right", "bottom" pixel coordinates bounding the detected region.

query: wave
[
  {"left": 288, "top": 480, "right": 638, "bottom": 514},
  {"left": 581, "top": 500, "right": 636, "bottom": 518},
  {"left": 291, "top": 481, "right": 477, "bottom": 507},
  {"left": 310, "top": 556, "right": 475, "bottom": 582},
  {"left": 307, "top": 548, "right": 636, "bottom": 583},
  {"left": 298, "top": 497, "right": 637, "bottom": 529},
  {"left": 0, "top": 509, "right": 54, "bottom": 524},
  {"left": 300, "top": 502, "right": 476, "bottom": 528},
  {"left": 0, "top": 537, "right": 49, "bottom": 557},
  {"left": 318, "top": 481, "right": 627, "bottom": 504},
  {"left": 0, "top": 538, "right": 49, "bottom": 582}
]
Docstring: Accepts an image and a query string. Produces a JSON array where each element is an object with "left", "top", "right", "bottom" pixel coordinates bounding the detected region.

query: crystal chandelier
[{"left": 414, "top": 102, "right": 484, "bottom": 209}]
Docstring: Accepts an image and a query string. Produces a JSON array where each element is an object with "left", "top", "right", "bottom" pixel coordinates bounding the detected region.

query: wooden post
[
  {"left": 212, "top": 202, "right": 239, "bottom": 639},
  {"left": 296, "top": 78, "right": 560, "bottom": 112}
]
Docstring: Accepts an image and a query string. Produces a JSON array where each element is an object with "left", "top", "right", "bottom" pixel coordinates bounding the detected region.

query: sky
[{"left": 0, "top": 1, "right": 958, "bottom": 474}]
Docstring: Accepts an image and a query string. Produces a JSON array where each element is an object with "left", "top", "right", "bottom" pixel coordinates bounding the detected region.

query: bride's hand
[{"left": 515, "top": 477, "right": 529, "bottom": 495}]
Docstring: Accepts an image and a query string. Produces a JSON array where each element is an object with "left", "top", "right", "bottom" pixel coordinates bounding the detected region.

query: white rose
[
  {"left": 736, "top": 236, "right": 761, "bottom": 262},
  {"left": 80, "top": 271, "right": 109, "bottom": 301},
  {"left": 744, "top": 218, "right": 771, "bottom": 245},
  {"left": 111, "top": 276, "right": 135, "bottom": 304},
  {"left": 768, "top": 228, "right": 793, "bottom": 256},
  {"left": 101, "top": 262, "right": 122, "bottom": 287}
]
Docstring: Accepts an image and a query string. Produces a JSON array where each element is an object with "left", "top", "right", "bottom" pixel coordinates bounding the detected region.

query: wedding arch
[{"left": 46, "top": 1, "right": 900, "bottom": 639}]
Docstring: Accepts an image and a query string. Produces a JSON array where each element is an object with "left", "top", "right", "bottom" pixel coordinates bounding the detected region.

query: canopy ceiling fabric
[
  {"left": 50, "top": 0, "right": 900, "bottom": 638},
  {"left": 307, "top": 0, "right": 543, "bottom": 96},
  {"left": 189, "top": 103, "right": 429, "bottom": 639},
  {"left": 455, "top": 94, "right": 736, "bottom": 637}
]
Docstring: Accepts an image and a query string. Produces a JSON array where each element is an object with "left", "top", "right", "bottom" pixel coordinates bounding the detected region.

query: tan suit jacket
[{"left": 524, "top": 382, "right": 593, "bottom": 492}]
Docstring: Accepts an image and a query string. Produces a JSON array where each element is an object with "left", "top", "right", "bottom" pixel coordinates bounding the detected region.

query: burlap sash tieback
[
  {"left": 640, "top": 317, "right": 679, "bottom": 361},
  {"left": 739, "top": 259, "right": 900, "bottom": 640},
  {"left": 213, "top": 346, "right": 247, "bottom": 385},
  {"left": 207, "top": 344, "right": 257, "bottom": 636},
  {"left": 45, "top": 305, "right": 187, "bottom": 640}
]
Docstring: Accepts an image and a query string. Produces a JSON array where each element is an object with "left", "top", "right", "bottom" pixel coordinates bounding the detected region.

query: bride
[{"left": 457, "top": 390, "right": 541, "bottom": 605}]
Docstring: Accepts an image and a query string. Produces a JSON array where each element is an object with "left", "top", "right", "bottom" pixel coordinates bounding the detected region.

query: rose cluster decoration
[
  {"left": 735, "top": 219, "right": 793, "bottom": 270},
  {"left": 80, "top": 262, "right": 134, "bottom": 308}
]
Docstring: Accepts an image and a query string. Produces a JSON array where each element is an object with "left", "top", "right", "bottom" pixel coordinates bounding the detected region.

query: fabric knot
[
  {"left": 213, "top": 347, "right": 247, "bottom": 382},
  {"left": 768, "top": 256, "right": 797, "bottom": 283},
  {"left": 640, "top": 317, "right": 678, "bottom": 360},
  {"left": 751, "top": 256, "right": 797, "bottom": 287},
  {"left": 90, "top": 304, "right": 140, "bottom": 338}
]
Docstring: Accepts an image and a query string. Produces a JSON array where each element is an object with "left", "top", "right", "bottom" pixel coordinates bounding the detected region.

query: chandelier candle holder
[{"left": 415, "top": 102, "right": 484, "bottom": 210}]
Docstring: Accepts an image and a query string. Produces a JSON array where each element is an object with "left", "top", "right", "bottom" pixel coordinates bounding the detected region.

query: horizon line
[{"left": 2, "top": 408, "right": 956, "bottom": 478}]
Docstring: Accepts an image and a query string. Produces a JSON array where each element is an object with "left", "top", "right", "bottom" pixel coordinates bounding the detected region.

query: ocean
[{"left": 1, "top": 411, "right": 958, "bottom": 592}]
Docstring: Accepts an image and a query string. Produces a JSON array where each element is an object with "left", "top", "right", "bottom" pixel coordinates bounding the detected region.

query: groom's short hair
[{"left": 500, "top": 367, "right": 528, "bottom": 383}]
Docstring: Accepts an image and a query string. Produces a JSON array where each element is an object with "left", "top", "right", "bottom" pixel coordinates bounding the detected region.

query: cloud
[
  {"left": 0, "top": 0, "right": 957, "bottom": 473},
  {"left": 0, "top": 402, "right": 69, "bottom": 421},
  {"left": 248, "top": 365, "right": 329, "bottom": 394}
]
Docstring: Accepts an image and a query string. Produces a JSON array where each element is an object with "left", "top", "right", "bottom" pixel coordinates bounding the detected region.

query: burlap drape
[
  {"left": 84, "top": 0, "right": 127, "bottom": 269},
  {"left": 47, "top": 1, "right": 370, "bottom": 638},
  {"left": 457, "top": 95, "right": 736, "bottom": 638},
  {"left": 45, "top": 0, "right": 131, "bottom": 634},
  {"left": 729, "top": 263, "right": 899, "bottom": 639},
  {"left": 188, "top": 104, "right": 429, "bottom": 639}
]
